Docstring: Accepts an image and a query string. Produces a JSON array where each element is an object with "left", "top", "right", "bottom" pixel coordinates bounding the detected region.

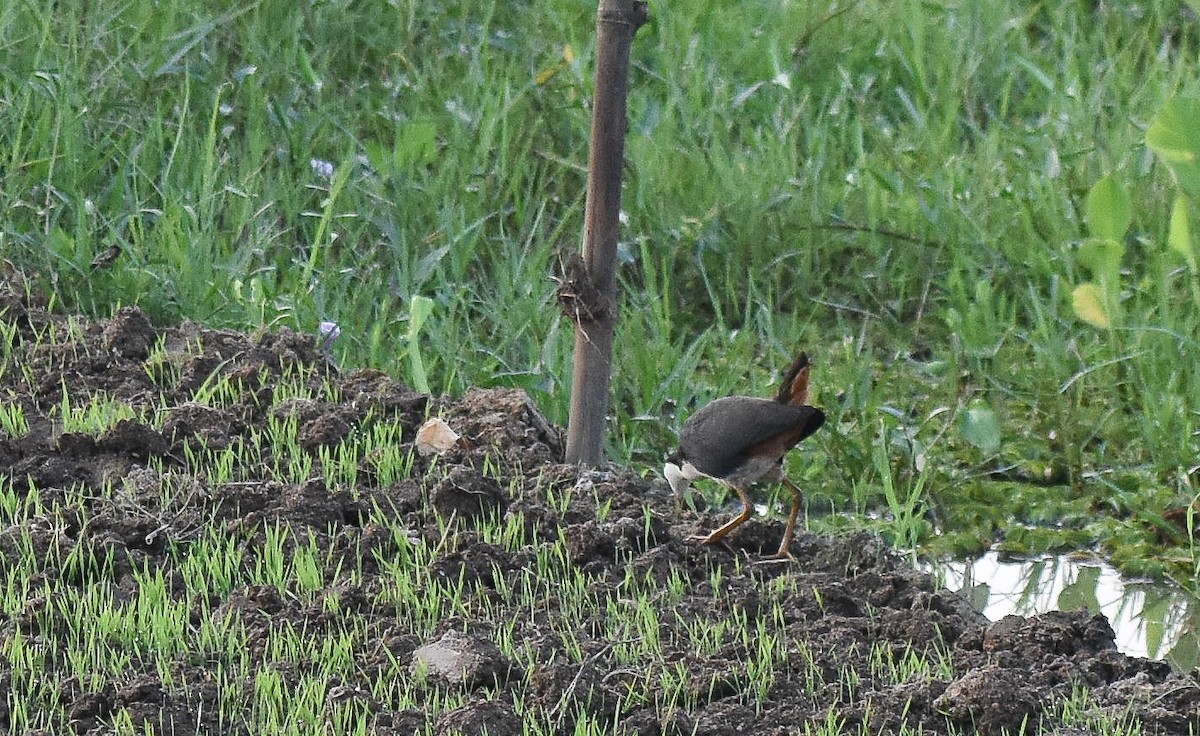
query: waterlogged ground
[{"left": 1, "top": 286, "right": 1198, "bottom": 734}]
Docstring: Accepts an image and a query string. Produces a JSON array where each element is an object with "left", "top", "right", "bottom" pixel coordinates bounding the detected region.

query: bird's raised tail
[{"left": 775, "top": 351, "right": 811, "bottom": 406}]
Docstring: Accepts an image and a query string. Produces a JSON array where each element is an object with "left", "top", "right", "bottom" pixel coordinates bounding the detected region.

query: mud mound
[{"left": 0, "top": 287, "right": 1196, "bottom": 734}]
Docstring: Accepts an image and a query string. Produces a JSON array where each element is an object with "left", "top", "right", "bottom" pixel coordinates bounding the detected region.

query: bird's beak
[{"left": 663, "top": 461, "right": 690, "bottom": 495}]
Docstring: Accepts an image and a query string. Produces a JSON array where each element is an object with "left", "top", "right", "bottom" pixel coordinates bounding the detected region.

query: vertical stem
[{"left": 564, "top": 0, "right": 648, "bottom": 465}]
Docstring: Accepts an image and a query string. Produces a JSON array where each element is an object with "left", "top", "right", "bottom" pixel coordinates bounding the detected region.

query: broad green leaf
[
  {"left": 1168, "top": 194, "right": 1198, "bottom": 271},
  {"left": 1076, "top": 237, "right": 1124, "bottom": 280},
  {"left": 407, "top": 294, "right": 434, "bottom": 337},
  {"left": 365, "top": 120, "right": 439, "bottom": 175},
  {"left": 1147, "top": 97, "right": 1200, "bottom": 199},
  {"left": 1084, "top": 175, "right": 1131, "bottom": 241},
  {"left": 1139, "top": 592, "right": 1176, "bottom": 658},
  {"left": 1057, "top": 565, "right": 1101, "bottom": 612},
  {"left": 960, "top": 399, "right": 1001, "bottom": 454},
  {"left": 406, "top": 295, "right": 435, "bottom": 394},
  {"left": 395, "top": 120, "right": 438, "bottom": 171},
  {"left": 1072, "top": 283, "right": 1111, "bottom": 329},
  {"left": 363, "top": 141, "right": 392, "bottom": 175}
]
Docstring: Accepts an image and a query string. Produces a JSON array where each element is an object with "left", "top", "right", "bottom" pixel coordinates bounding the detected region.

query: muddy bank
[{"left": 0, "top": 289, "right": 1196, "bottom": 734}]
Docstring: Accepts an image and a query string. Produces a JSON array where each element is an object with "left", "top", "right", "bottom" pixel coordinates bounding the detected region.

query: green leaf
[
  {"left": 1147, "top": 96, "right": 1200, "bottom": 199},
  {"left": 298, "top": 46, "right": 322, "bottom": 89},
  {"left": 47, "top": 227, "right": 77, "bottom": 261},
  {"left": 365, "top": 120, "right": 439, "bottom": 175},
  {"left": 1071, "top": 283, "right": 1111, "bottom": 329},
  {"left": 363, "top": 141, "right": 392, "bottom": 175},
  {"left": 1084, "top": 174, "right": 1131, "bottom": 241},
  {"left": 407, "top": 294, "right": 434, "bottom": 338},
  {"left": 1076, "top": 237, "right": 1124, "bottom": 281},
  {"left": 406, "top": 295, "right": 435, "bottom": 394},
  {"left": 960, "top": 399, "right": 1001, "bottom": 454},
  {"left": 1057, "top": 564, "right": 1101, "bottom": 612},
  {"left": 394, "top": 120, "right": 438, "bottom": 171},
  {"left": 1168, "top": 194, "right": 1198, "bottom": 271}
]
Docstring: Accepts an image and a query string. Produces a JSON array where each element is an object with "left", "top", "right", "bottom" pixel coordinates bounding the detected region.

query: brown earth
[{"left": 0, "top": 281, "right": 1197, "bottom": 735}]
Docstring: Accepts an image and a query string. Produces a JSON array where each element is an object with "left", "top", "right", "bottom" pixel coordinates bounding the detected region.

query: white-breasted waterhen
[{"left": 664, "top": 351, "right": 825, "bottom": 559}]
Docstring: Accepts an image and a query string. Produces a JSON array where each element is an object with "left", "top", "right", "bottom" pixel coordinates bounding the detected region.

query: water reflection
[{"left": 922, "top": 551, "right": 1199, "bottom": 672}]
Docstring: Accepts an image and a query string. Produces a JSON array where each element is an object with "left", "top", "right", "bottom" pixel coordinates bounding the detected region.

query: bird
[{"left": 664, "top": 351, "right": 826, "bottom": 559}]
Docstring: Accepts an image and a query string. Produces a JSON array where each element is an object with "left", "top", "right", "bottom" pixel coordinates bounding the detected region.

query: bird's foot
[
  {"left": 755, "top": 550, "right": 795, "bottom": 564},
  {"left": 686, "top": 533, "right": 736, "bottom": 555}
]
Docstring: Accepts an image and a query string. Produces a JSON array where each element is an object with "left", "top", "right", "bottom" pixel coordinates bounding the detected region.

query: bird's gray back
[{"left": 679, "top": 396, "right": 821, "bottom": 479}]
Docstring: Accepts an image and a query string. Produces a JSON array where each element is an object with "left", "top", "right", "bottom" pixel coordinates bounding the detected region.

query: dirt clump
[{"left": 0, "top": 293, "right": 1196, "bottom": 735}]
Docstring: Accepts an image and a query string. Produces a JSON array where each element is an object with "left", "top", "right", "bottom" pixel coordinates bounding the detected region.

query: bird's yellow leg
[
  {"left": 762, "top": 477, "right": 804, "bottom": 561},
  {"left": 690, "top": 485, "right": 753, "bottom": 545}
]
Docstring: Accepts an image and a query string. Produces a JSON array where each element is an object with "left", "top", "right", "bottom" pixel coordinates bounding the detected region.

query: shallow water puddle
[{"left": 922, "top": 551, "right": 1199, "bottom": 672}]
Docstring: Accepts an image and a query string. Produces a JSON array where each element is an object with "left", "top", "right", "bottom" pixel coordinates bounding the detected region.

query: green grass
[
  {"left": 0, "top": 493, "right": 1149, "bottom": 735},
  {"left": 0, "top": 317, "right": 1173, "bottom": 734},
  {"left": 4, "top": 0, "right": 1200, "bottom": 577}
]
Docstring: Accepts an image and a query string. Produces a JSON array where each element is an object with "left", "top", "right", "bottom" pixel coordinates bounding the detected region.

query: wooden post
[{"left": 561, "top": 0, "right": 648, "bottom": 465}]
